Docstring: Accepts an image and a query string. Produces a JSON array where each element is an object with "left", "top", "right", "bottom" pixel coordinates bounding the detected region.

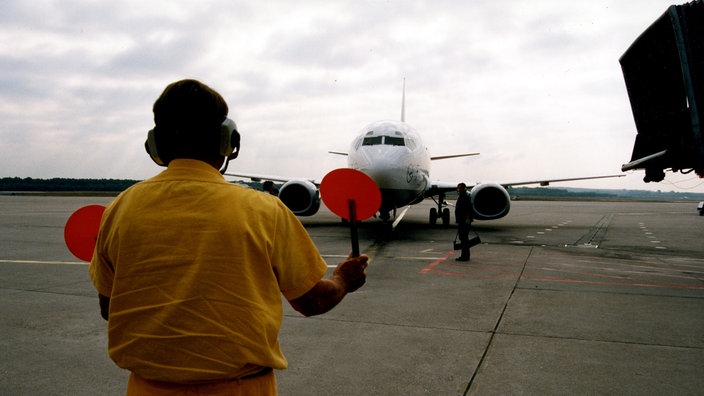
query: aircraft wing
[
  {"left": 425, "top": 181, "right": 460, "bottom": 197},
  {"left": 225, "top": 171, "right": 322, "bottom": 216},
  {"left": 496, "top": 174, "right": 625, "bottom": 188},
  {"left": 425, "top": 174, "right": 624, "bottom": 197},
  {"left": 430, "top": 153, "right": 480, "bottom": 160},
  {"left": 424, "top": 174, "right": 625, "bottom": 223},
  {"left": 225, "top": 171, "right": 318, "bottom": 185}
]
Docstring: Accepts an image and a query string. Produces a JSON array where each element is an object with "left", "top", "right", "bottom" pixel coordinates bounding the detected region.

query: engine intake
[
  {"left": 470, "top": 183, "right": 511, "bottom": 220},
  {"left": 278, "top": 179, "right": 321, "bottom": 216}
]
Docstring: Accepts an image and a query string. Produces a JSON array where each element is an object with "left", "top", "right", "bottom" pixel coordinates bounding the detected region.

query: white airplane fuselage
[
  {"left": 228, "top": 89, "right": 622, "bottom": 224},
  {"left": 347, "top": 120, "right": 431, "bottom": 218}
]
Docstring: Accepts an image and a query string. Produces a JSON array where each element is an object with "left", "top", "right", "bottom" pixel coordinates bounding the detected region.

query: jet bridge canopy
[{"left": 620, "top": 0, "right": 704, "bottom": 182}]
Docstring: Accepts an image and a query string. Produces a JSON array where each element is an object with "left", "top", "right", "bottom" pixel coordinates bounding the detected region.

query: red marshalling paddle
[{"left": 320, "top": 168, "right": 382, "bottom": 256}]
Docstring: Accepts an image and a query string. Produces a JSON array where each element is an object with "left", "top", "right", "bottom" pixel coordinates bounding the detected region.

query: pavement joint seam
[{"left": 463, "top": 246, "right": 533, "bottom": 395}]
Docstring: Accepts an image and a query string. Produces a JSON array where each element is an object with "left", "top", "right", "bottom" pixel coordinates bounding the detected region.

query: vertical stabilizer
[{"left": 401, "top": 78, "right": 406, "bottom": 122}]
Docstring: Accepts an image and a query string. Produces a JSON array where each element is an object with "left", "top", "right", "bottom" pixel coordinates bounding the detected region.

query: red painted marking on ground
[
  {"left": 426, "top": 269, "right": 519, "bottom": 280},
  {"left": 419, "top": 250, "right": 455, "bottom": 274}
]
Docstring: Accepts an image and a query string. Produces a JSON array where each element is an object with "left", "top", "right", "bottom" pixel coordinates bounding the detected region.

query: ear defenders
[
  {"left": 145, "top": 117, "right": 240, "bottom": 166},
  {"left": 219, "top": 118, "right": 240, "bottom": 160}
]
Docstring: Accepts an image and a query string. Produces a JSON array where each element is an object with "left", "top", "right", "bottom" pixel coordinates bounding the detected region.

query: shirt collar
[{"left": 154, "top": 159, "right": 226, "bottom": 183}]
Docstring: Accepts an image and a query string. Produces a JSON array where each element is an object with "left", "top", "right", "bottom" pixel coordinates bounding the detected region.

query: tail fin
[{"left": 401, "top": 78, "right": 406, "bottom": 122}]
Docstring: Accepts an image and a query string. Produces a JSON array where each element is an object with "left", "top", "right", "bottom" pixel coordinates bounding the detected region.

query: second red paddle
[{"left": 64, "top": 205, "right": 106, "bottom": 262}]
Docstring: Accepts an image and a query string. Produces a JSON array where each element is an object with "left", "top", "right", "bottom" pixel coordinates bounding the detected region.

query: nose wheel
[{"left": 429, "top": 193, "right": 451, "bottom": 226}]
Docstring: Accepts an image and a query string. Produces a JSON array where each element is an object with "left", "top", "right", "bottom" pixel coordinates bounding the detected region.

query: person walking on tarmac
[
  {"left": 89, "top": 79, "right": 368, "bottom": 395},
  {"left": 455, "top": 182, "right": 473, "bottom": 261}
]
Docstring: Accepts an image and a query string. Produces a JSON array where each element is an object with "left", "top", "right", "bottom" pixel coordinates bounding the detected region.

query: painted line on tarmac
[
  {"left": 4, "top": 255, "right": 383, "bottom": 268},
  {"left": 417, "top": 247, "right": 704, "bottom": 290},
  {"left": 2, "top": 258, "right": 362, "bottom": 271},
  {"left": 418, "top": 250, "right": 456, "bottom": 274},
  {"left": 522, "top": 272, "right": 704, "bottom": 290},
  {"left": 0, "top": 259, "right": 87, "bottom": 265},
  {"left": 321, "top": 254, "right": 349, "bottom": 267}
]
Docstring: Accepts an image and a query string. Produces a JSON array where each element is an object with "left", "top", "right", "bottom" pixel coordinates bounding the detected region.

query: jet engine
[
  {"left": 278, "top": 179, "right": 321, "bottom": 216},
  {"left": 470, "top": 183, "right": 511, "bottom": 220}
]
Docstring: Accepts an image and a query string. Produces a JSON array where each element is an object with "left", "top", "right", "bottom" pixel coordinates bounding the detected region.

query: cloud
[{"left": 0, "top": 0, "right": 700, "bottom": 192}]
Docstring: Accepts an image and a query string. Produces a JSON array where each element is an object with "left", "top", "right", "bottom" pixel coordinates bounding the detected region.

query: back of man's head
[{"left": 152, "top": 79, "right": 229, "bottom": 161}]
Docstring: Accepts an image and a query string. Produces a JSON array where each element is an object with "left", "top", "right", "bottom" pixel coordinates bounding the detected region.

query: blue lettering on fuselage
[{"left": 406, "top": 166, "right": 416, "bottom": 184}]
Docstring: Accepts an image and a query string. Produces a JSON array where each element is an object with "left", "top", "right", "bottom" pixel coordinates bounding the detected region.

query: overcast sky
[{"left": 1, "top": 0, "right": 702, "bottom": 193}]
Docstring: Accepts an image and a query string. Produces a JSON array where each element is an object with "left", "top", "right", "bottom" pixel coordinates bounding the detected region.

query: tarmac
[{"left": 0, "top": 195, "right": 702, "bottom": 395}]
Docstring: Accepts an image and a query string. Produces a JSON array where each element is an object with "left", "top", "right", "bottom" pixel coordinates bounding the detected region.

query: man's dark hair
[{"left": 152, "top": 79, "right": 229, "bottom": 161}]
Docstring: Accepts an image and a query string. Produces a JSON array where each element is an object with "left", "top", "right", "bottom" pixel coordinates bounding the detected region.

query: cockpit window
[
  {"left": 361, "top": 135, "right": 406, "bottom": 147},
  {"left": 385, "top": 136, "right": 405, "bottom": 146},
  {"left": 362, "top": 136, "right": 383, "bottom": 146},
  {"left": 405, "top": 137, "right": 416, "bottom": 150}
]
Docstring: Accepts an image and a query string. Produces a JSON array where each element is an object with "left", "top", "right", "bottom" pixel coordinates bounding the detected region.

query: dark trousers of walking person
[{"left": 457, "top": 221, "right": 470, "bottom": 261}]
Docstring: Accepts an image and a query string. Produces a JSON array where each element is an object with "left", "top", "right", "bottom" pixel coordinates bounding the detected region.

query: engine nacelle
[
  {"left": 470, "top": 183, "right": 511, "bottom": 220},
  {"left": 278, "top": 179, "right": 321, "bottom": 216}
]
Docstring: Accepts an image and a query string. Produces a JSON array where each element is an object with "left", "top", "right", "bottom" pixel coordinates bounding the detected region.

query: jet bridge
[{"left": 620, "top": 0, "right": 704, "bottom": 182}]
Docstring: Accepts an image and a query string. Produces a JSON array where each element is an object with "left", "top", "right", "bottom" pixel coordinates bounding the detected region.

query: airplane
[{"left": 227, "top": 85, "right": 624, "bottom": 227}]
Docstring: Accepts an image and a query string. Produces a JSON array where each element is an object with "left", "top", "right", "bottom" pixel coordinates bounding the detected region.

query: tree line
[
  {"left": 0, "top": 177, "right": 140, "bottom": 192},
  {"left": 2, "top": 177, "right": 702, "bottom": 201},
  {"left": 0, "top": 177, "right": 267, "bottom": 193}
]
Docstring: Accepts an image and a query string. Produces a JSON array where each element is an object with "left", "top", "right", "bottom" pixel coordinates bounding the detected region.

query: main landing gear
[{"left": 429, "top": 193, "right": 451, "bottom": 226}]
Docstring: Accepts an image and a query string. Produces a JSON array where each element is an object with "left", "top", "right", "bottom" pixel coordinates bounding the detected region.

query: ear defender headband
[{"left": 144, "top": 117, "right": 240, "bottom": 166}]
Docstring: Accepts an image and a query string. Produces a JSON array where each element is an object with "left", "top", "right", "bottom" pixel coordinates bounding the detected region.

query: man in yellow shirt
[{"left": 89, "top": 79, "right": 368, "bottom": 395}]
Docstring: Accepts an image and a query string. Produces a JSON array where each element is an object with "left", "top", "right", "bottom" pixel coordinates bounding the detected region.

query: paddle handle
[{"left": 348, "top": 199, "right": 359, "bottom": 257}]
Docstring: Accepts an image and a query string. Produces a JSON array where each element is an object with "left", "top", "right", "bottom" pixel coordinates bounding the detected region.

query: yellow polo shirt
[{"left": 89, "top": 159, "right": 327, "bottom": 383}]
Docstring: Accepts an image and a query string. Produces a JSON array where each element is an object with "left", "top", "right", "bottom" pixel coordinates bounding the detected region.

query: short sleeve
[{"left": 271, "top": 208, "right": 328, "bottom": 301}]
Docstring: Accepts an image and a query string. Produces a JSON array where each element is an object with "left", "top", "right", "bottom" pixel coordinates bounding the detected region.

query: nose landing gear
[{"left": 429, "top": 193, "right": 451, "bottom": 226}]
